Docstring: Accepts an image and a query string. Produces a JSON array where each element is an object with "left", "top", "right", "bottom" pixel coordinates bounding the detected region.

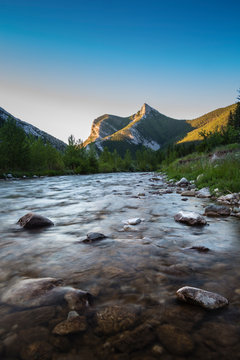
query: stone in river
[
  {"left": 157, "top": 324, "right": 194, "bottom": 355},
  {"left": 176, "top": 177, "right": 189, "bottom": 186},
  {"left": 1, "top": 277, "right": 92, "bottom": 309},
  {"left": 204, "top": 204, "right": 230, "bottom": 217},
  {"left": 52, "top": 313, "right": 87, "bottom": 335},
  {"left": 196, "top": 187, "right": 211, "bottom": 198},
  {"left": 176, "top": 286, "right": 228, "bottom": 310},
  {"left": 126, "top": 218, "right": 141, "bottom": 225},
  {"left": 95, "top": 305, "right": 140, "bottom": 335},
  {"left": 189, "top": 246, "right": 210, "bottom": 253},
  {"left": 83, "top": 232, "right": 106, "bottom": 242},
  {"left": 17, "top": 212, "right": 54, "bottom": 229},
  {"left": 174, "top": 211, "right": 207, "bottom": 226},
  {"left": 181, "top": 190, "right": 195, "bottom": 197}
]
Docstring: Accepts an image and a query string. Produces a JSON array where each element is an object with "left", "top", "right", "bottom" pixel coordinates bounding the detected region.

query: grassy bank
[{"left": 161, "top": 144, "right": 240, "bottom": 194}]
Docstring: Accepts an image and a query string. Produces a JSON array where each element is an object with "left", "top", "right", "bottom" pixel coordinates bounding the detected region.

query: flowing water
[{"left": 0, "top": 172, "right": 240, "bottom": 359}]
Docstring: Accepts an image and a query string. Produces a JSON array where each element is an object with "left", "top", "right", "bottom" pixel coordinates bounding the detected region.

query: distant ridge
[
  {"left": 84, "top": 103, "right": 191, "bottom": 154},
  {"left": 0, "top": 107, "right": 66, "bottom": 151}
]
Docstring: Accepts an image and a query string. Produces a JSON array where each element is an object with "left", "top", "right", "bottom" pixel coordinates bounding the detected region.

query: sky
[{"left": 0, "top": 0, "right": 240, "bottom": 143}]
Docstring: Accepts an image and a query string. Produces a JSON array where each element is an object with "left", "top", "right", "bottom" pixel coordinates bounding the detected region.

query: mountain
[
  {"left": 84, "top": 103, "right": 192, "bottom": 154},
  {"left": 179, "top": 104, "right": 237, "bottom": 143},
  {"left": 0, "top": 107, "right": 66, "bottom": 151}
]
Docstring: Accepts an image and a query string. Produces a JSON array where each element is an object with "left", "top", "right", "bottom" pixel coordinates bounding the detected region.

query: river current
[{"left": 0, "top": 172, "right": 240, "bottom": 359}]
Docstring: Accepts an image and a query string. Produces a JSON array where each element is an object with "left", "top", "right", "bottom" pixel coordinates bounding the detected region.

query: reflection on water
[{"left": 0, "top": 172, "right": 240, "bottom": 359}]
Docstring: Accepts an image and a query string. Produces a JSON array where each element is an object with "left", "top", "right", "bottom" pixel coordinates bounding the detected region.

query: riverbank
[{"left": 161, "top": 144, "right": 240, "bottom": 194}]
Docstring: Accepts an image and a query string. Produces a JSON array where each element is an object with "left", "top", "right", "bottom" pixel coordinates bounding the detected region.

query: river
[{"left": 0, "top": 172, "right": 240, "bottom": 359}]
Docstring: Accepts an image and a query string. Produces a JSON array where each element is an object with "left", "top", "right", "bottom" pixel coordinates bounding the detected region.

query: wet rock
[
  {"left": 204, "top": 204, "right": 230, "bottom": 217},
  {"left": 158, "top": 324, "right": 194, "bottom": 355},
  {"left": 64, "top": 289, "right": 92, "bottom": 311},
  {"left": 126, "top": 218, "right": 141, "bottom": 225},
  {"left": 95, "top": 305, "right": 140, "bottom": 335},
  {"left": 83, "top": 232, "right": 106, "bottom": 242},
  {"left": 20, "top": 340, "right": 53, "bottom": 360},
  {"left": 138, "top": 193, "right": 145, "bottom": 196},
  {"left": 217, "top": 193, "right": 240, "bottom": 205},
  {"left": 181, "top": 197, "right": 188, "bottom": 201},
  {"left": 17, "top": 212, "right": 54, "bottom": 229},
  {"left": 110, "top": 323, "right": 156, "bottom": 353},
  {"left": 152, "top": 344, "right": 164, "bottom": 355},
  {"left": 196, "top": 187, "right": 211, "bottom": 198},
  {"left": 176, "top": 177, "right": 189, "bottom": 186},
  {"left": 181, "top": 190, "right": 195, "bottom": 197},
  {"left": 176, "top": 286, "right": 228, "bottom": 310},
  {"left": 189, "top": 246, "right": 210, "bottom": 253},
  {"left": 1, "top": 278, "right": 63, "bottom": 307},
  {"left": 174, "top": 211, "right": 207, "bottom": 226},
  {"left": 52, "top": 314, "right": 87, "bottom": 335},
  {"left": 1, "top": 278, "right": 91, "bottom": 310}
]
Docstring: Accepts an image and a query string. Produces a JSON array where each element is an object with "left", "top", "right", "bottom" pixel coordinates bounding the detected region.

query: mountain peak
[{"left": 139, "top": 103, "right": 157, "bottom": 116}]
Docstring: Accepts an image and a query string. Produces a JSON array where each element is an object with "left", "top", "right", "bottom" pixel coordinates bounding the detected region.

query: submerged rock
[
  {"left": 52, "top": 313, "right": 87, "bottom": 335},
  {"left": 1, "top": 278, "right": 92, "bottom": 309},
  {"left": 174, "top": 211, "right": 207, "bottom": 226},
  {"left": 196, "top": 187, "right": 211, "bottom": 198},
  {"left": 204, "top": 204, "right": 230, "bottom": 217},
  {"left": 95, "top": 305, "right": 140, "bottom": 335},
  {"left": 17, "top": 213, "right": 54, "bottom": 229},
  {"left": 189, "top": 246, "right": 210, "bottom": 253},
  {"left": 158, "top": 324, "right": 194, "bottom": 355},
  {"left": 176, "top": 286, "right": 228, "bottom": 310}
]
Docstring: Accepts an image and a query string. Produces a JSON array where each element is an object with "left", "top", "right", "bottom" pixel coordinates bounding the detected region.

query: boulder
[
  {"left": 17, "top": 213, "right": 54, "bottom": 229},
  {"left": 204, "top": 205, "right": 230, "bottom": 217},
  {"left": 176, "top": 177, "right": 189, "bottom": 186},
  {"left": 176, "top": 286, "right": 228, "bottom": 310},
  {"left": 196, "top": 187, "right": 211, "bottom": 198},
  {"left": 174, "top": 211, "right": 207, "bottom": 226}
]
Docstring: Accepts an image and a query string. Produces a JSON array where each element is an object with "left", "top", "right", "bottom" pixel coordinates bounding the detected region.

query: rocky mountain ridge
[{"left": 0, "top": 107, "right": 66, "bottom": 151}]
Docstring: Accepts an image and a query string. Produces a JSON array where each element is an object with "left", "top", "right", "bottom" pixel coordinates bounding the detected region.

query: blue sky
[{"left": 0, "top": 0, "right": 239, "bottom": 142}]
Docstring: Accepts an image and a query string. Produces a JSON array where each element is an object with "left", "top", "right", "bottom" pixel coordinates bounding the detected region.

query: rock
[
  {"left": 217, "top": 193, "right": 239, "bottom": 205},
  {"left": 52, "top": 315, "right": 87, "bottom": 335},
  {"left": 176, "top": 286, "right": 228, "bottom": 309},
  {"left": 2, "top": 278, "right": 91, "bottom": 310},
  {"left": 181, "top": 190, "right": 195, "bottom": 197},
  {"left": 6, "top": 173, "right": 13, "bottom": 179},
  {"left": 64, "top": 289, "right": 92, "bottom": 311},
  {"left": 176, "top": 177, "right": 189, "bottom": 186},
  {"left": 181, "top": 198, "right": 188, "bottom": 201},
  {"left": 1, "top": 278, "right": 63, "bottom": 307},
  {"left": 138, "top": 193, "right": 145, "bottom": 196},
  {"left": 158, "top": 324, "right": 194, "bottom": 355},
  {"left": 123, "top": 225, "right": 138, "bottom": 232},
  {"left": 67, "top": 311, "right": 79, "bottom": 320},
  {"left": 189, "top": 246, "right": 210, "bottom": 253},
  {"left": 110, "top": 323, "right": 156, "bottom": 353},
  {"left": 20, "top": 340, "right": 53, "bottom": 360},
  {"left": 152, "top": 344, "right": 164, "bottom": 355},
  {"left": 83, "top": 232, "right": 106, "bottom": 242},
  {"left": 126, "top": 218, "right": 141, "bottom": 225},
  {"left": 174, "top": 211, "right": 207, "bottom": 226},
  {"left": 17, "top": 213, "right": 54, "bottom": 229},
  {"left": 95, "top": 305, "right": 140, "bottom": 335},
  {"left": 196, "top": 187, "right": 211, "bottom": 198},
  {"left": 204, "top": 204, "right": 230, "bottom": 217}
]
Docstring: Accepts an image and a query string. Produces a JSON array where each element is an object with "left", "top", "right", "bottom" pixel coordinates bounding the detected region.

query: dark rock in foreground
[
  {"left": 174, "top": 211, "right": 207, "bottom": 226},
  {"left": 176, "top": 286, "right": 228, "bottom": 310},
  {"left": 53, "top": 312, "right": 87, "bottom": 335},
  {"left": 204, "top": 204, "right": 230, "bottom": 217},
  {"left": 189, "top": 246, "right": 210, "bottom": 253},
  {"left": 83, "top": 232, "right": 106, "bottom": 243},
  {"left": 17, "top": 213, "right": 54, "bottom": 229}
]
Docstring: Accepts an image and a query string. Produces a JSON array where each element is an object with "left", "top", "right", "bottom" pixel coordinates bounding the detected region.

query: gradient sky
[{"left": 0, "top": 0, "right": 240, "bottom": 143}]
